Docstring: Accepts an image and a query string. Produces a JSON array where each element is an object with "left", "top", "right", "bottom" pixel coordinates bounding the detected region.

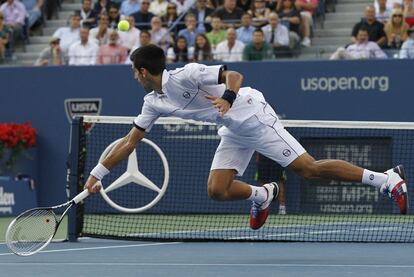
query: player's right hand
[{"left": 83, "top": 177, "right": 102, "bottom": 194}]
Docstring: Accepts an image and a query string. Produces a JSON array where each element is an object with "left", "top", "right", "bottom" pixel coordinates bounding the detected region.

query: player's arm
[
  {"left": 220, "top": 70, "right": 244, "bottom": 94},
  {"left": 206, "top": 70, "right": 244, "bottom": 115},
  {"left": 84, "top": 127, "right": 145, "bottom": 193}
]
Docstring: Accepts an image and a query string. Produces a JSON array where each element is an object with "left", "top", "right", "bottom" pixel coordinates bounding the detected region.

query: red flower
[
  {"left": 0, "top": 122, "right": 37, "bottom": 170},
  {"left": 0, "top": 122, "right": 37, "bottom": 149}
]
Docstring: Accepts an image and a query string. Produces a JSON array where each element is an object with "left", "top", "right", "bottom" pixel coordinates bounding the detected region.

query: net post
[{"left": 67, "top": 116, "right": 86, "bottom": 242}]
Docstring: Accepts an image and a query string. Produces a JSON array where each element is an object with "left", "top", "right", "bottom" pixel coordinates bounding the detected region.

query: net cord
[{"left": 82, "top": 116, "right": 414, "bottom": 130}]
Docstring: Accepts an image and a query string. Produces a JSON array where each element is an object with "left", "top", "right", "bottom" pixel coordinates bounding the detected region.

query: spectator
[
  {"left": 150, "top": 16, "right": 172, "bottom": 52},
  {"left": 68, "top": 26, "right": 99, "bottom": 65},
  {"left": 131, "top": 0, "right": 154, "bottom": 30},
  {"left": 208, "top": 0, "right": 224, "bottom": 9},
  {"left": 125, "top": 28, "right": 151, "bottom": 62},
  {"left": 178, "top": 13, "right": 200, "bottom": 47},
  {"left": 277, "top": 0, "right": 301, "bottom": 49},
  {"left": 89, "top": 14, "right": 110, "bottom": 45},
  {"left": 108, "top": 5, "right": 120, "bottom": 28},
  {"left": 167, "top": 35, "right": 191, "bottom": 63},
  {"left": 237, "top": 0, "right": 252, "bottom": 12},
  {"left": 193, "top": 33, "right": 213, "bottom": 61},
  {"left": 96, "top": 29, "right": 128, "bottom": 64},
  {"left": 351, "top": 5, "right": 387, "bottom": 48},
  {"left": 21, "top": 0, "right": 44, "bottom": 29},
  {"left": 248, "top": 0, "right": 270, "bottom": 28},
  {"left": 331, "top": 27, "right": 387, "bottom": 59},
  {"left": 403, "top": 0, "right": 414, "bottom": 17},
  {"left": 295, "top": 0, "right": 317, "bottom": 47},
  {"left": 215, "top": 27, "right": 245, "bottom": 61},
  {"left": 399, "top": 26, "right": 414, "bottom": 57},
  {"left": 80, "top": 0, "right": 98, "bottom": 29},
  {"left": 35, "top": 37, "right": 65, "bottom": 66},
  {"left": 212, "top": 0, "right": 244, "bottom": 27},
  {"left": 0, "top": 0, "right": 26, "bottom": 43},
  {"left": 138, "top": 29, "right": 151, "bottom": 46},
  {"left": 162, "top": 3, "right": 184, "bottom": 37},
  {"left": 190, "top": 0, "right": 215, "bottom": 33},
  {"left": 118, "top": 15, "right": 140, "bottom": 50},
  {"left": 266, "top": 0, "right": 277, "bottom": 10},
  {"left": 206, "top": 16, "right": 226, "bottom": 48},
  {"left": 149, "top": 0, "right": 168, "bottom": 17},
  {"left": 93, "top": 0, "right": 114, "bottom": 16},
  {"left": 375, "top": 0, "right": 402, "bottom": 12},
  {"left": 52, "top": 14, "right": 81, "bottom": 52},
  {"left": 376, "top": 0, "right": 392, "bottom": 23},
  {"left": 243, "top": 28, "right": 274, "bottom": 60},
  {"left": 236, "top": 13, "right": 255, "bottom": 44},
  {"left": 262, "top": 12, "right": 291, "bottom": 57},
  {"left": 170, "top": 0, "right": 196, "bottom": 15},
  {"left": 120, "top": 0, "right": 140, "bottom": 16},
  {"left": 256, "top": 153, "right": 287, "bottom": 215},
  {"left": 0, "top": 12, "right": 11, "bottom": 61},
  {"left": 385, "top": 8, "right": 409, "bottom": 48}
]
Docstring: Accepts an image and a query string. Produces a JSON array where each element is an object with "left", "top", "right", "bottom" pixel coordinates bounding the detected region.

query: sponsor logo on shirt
[
  {"left": 283, "top": 149, "right": 291, "bottom": 157},
  {"left": 183, "top": 91, "right": 191, "bottom": 99}
]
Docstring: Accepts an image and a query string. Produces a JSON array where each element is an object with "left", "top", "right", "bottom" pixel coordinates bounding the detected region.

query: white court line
[
  {"left": 0, "top": 242, "right": 181, "bottom": 256},
  {"left": 0, "top": 263, "right": 413, "bottom": 268}
]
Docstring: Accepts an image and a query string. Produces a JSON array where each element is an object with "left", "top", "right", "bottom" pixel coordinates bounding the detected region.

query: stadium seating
[{"left": 10, "top": 0, "right": 371, "bottom": 65}]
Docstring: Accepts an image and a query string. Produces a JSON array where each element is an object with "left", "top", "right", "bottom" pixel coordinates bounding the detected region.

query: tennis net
[{"left": 67, "top": 116, "right": 414, "bottom": 242}]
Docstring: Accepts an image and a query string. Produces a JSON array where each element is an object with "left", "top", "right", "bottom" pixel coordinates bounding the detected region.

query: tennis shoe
[
  {"left": 380, "top": 165, "right": 409, "bottom": 214},
  {"left": 249, "top": 182, "right": 279, "bottom": 230}
]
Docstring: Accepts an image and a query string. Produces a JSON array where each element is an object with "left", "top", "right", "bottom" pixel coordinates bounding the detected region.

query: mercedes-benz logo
[{"left": 97, "top": 138, "right": 169, "bottom": 213}]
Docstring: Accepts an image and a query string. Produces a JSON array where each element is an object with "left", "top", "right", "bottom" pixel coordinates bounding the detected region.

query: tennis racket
[{"left": 5, "top": 186, "right": 94, "bottom": 256}]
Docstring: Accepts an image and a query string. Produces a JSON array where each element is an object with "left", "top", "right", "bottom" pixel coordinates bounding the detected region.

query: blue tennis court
[{"left": 1, "top": 239, "right": 413, "bottom": 277}]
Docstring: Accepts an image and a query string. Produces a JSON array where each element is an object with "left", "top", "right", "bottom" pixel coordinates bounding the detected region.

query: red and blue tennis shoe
[
  {"left": 249, "top": 182, "right": 279, "bottom": 230},
  {"left": 380, "top": 165, "right": 409, "bottom": 214}
]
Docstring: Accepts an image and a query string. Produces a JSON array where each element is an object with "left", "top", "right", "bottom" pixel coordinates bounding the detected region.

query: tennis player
[{"left": 84, "top": 45, "right": 408, "bottom": 230}]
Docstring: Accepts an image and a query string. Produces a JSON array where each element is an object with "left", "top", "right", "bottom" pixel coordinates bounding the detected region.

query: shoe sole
[{"left": 393, "top": 165, "right": 409, "bottom": 214}]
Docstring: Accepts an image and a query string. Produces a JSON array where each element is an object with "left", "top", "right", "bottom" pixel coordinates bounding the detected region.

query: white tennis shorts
[{"left": 210, "top": 102, "right": 306, "bottom": 176}]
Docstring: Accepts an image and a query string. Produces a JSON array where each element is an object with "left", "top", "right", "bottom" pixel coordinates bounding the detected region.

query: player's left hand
[{"left": 205, "top": 95, "right": 231, "bottom": 116}]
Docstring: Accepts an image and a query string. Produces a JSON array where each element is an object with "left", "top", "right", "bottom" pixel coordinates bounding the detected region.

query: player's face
[{"left": 132, "top": 64, "right": 153, "bottom": 93}]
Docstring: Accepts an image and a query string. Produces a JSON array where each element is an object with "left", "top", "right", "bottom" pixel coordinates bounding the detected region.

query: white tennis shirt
[{"left": 134, "top": 63, "right": 265, "bottom": 132}]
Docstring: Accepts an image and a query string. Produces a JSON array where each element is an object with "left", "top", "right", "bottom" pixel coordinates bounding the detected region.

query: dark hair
[
  {"left": 358, "top": 26, "right": 369, "bottom": 33},
  {"left": 173, "top": 36, "right": 189, "bottom": 62},
  {"left": 140, "top": 30, "right": 151, "bottom": 37},
  {"left": 130, "top": 45, "right": 166, "bottom": 75},
  {"left": 253, "top": 28, "right": 264, "bottom": 35},
  {"left": 193, "top": 33, "right": 213, "bottom": 62}
]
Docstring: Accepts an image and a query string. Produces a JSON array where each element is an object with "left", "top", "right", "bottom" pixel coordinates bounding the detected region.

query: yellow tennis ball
[{"left": 118, "top": 20, "right": 130, "bottom": 32}]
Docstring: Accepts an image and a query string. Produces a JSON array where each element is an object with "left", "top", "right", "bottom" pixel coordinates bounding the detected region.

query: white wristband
[{"left": 90, "top": 163, "right": 110, "bottom": 180}]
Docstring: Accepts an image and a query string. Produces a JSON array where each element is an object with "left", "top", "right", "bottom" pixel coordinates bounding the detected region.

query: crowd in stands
[
  {"left": 331, "top": 0, "right": 414, "bottom": 59},
  {"left": 1, "top": 0, "right": 414, "bottom": 64},
  {"left": 31, "top": 0, "right": 325, "bottom": 65}
]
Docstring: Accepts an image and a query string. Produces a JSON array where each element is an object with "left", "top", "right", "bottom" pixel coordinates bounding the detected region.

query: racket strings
[{"left": 6, "top": 208, "right": 57, "bottom": 256}]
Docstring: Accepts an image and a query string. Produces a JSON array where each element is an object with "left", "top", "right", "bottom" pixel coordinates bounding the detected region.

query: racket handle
[
  {"left": 72, "top": 189, "right": 90, "bottom": 204},
  {"left": 72, "top": 182, "right": 101, "bottom": 204}
]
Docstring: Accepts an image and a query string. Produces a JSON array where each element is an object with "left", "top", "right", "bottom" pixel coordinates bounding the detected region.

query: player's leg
[
  {"left": 207, "top": 131, "right": 279, "bottom": 216},
  {"left": 288, "top": 152, "right": 408, "bottom": 214},
  {"left": 207, "top": 169, "right": 251, "bottom": 201}
]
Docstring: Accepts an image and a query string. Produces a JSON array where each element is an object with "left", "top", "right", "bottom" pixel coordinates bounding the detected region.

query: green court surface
[
  {"left": 81, "top": 214, "right": 414, "bottom": 241},
  {"left": 0, "top": 217, "right": 68, "bottom": 242}
]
